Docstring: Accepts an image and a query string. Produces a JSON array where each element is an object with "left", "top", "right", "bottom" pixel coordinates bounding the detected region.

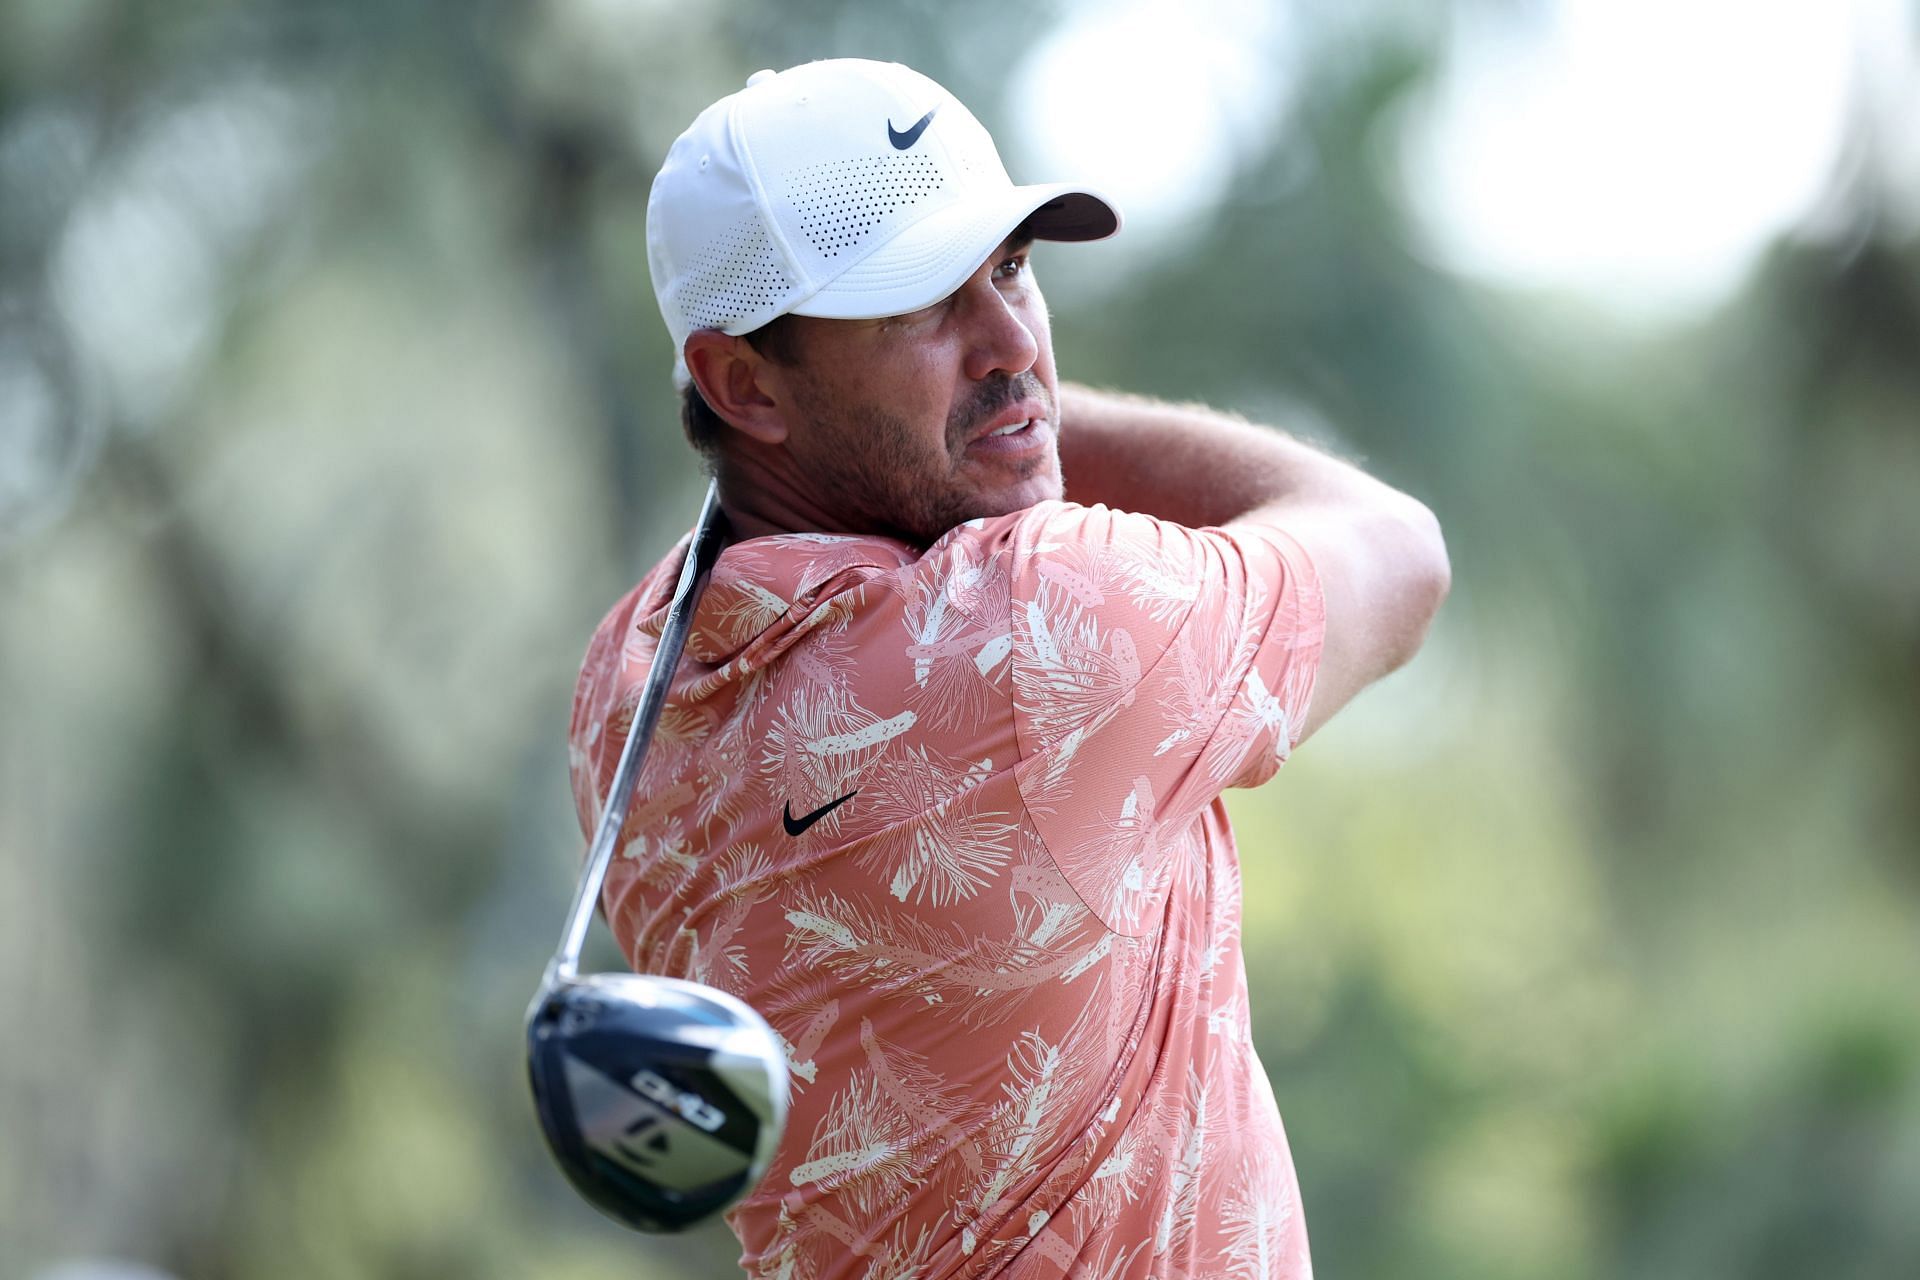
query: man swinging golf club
[{"left": 555, "top": 57, "right": 1448, "bottom": 1278}]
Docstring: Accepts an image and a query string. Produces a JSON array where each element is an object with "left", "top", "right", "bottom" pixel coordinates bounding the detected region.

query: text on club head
[{"left": 633, "top": 1068, "right": 726, "bottom": 1133}]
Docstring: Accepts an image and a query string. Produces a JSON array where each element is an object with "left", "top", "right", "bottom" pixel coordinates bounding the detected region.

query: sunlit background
[{"left": 5, "top": 1, "right": 1918, "bottom": 1277}]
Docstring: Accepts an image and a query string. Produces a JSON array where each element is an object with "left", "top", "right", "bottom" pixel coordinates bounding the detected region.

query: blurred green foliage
[{"left": 3, "top": 2, "right": 1917, "bottom": 1277}]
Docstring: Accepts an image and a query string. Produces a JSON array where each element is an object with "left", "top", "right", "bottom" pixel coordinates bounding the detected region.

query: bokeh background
[{"left": 5, "top": 1, "right": 1919, "bottom": 1277}]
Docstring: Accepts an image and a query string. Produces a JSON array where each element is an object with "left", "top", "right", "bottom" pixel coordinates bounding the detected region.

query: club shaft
[{"left": 548, "top": 480, "right": 726, "bottom": 981}]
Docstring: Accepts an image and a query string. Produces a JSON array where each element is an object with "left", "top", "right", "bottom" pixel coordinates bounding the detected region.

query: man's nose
[{"left": 959, "top": 280, "right": 1040, "bottom": 382}]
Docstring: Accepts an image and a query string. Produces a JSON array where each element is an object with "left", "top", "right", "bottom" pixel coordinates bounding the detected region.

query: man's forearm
[{"left": 1056, "top": 383, "right": 1396, "bottom": 527}]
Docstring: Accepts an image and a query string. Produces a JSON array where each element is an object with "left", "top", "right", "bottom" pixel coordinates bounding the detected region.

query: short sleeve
[{"left": 1005, "top": 502, "right": 1324, "bottom": 935}]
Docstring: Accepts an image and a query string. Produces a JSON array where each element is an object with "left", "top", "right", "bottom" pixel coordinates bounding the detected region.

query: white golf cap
[{"left": 647, "top": 59, "right": 1120, "bottom": 385}]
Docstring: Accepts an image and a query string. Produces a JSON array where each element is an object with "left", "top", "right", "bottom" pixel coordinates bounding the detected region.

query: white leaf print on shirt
[
  {"left": 682, "top": 897, "right": 753, "bottom": 988},
  {"left": 712, "top": 579, "right": 791, "bottom": 644},
  {"left": 1201, "top": 570, "right": 1286, "bottom": 786},
  {"left": 1220, "top": 1149, "right": 1296, "bottom": 1280},
  {"left": 759, "top": 969, "right": 842, "bottom": 1091},
  {"left": 1013, "top": 575, "right": 1144, "bottom": 798},
  {"left": 678, "top": 842, "right": 779, "bottom": 988},
  {"left": 1084, "top": 1111, "right": 1155, "bottom": 1220},
  {"left": 789, "top": 1072, "right": 923, "bottom": 1220},
  {"left": 1009, "top": 844, "right": 1093, "bottom": 949},
  {"left": 1152, "top": 613, "right": 1238, "bottom": 759},
  {"left": 1206, "top": 991, "right": 1253, "bottom": 1045},
  {"left": 903, "top": 571, "right": 954, "bottom": 688},
  {"left": 761, "top": 684, "right": 898, "bottom": 828},
  {"left": 1218, "top": 664, "right": 1292, "bottom": 773},
  {"left": 858, "top": 748, "right": 1013, "bottom": 905},
  {"left": 1046, "top": 773, "right": 1182, "bottom": 935},
  {"left": 1120, "top": 552, "right": 1202, "bottom": 627},
  {"left": 901, "top": 565, "right": 1005, "bottom": 733},
  {"left": 862, "top": 1223, "right": 938, "bottom": 1280},
  {"left": 956, "top": 999, "right": 1110, "bottom": 1256},
  {"left": 782, "top": 889, "right": 1106, "bottom": 1026},
  {"left": 857, "top": 1018, "right": 985, "bottom": 1182},
  {"left": 1062, "top": 1233, "right": 1152, "bottom": 1280},
  {"left": 805, "top": 709, "right": 916, "bottom": 757},
  {"left": 694, "top": 694, "right": 764, "bottom": 830},
  {"left": 973, "top": 631, "right": 1013, "bottom": 676},
  {"left": 1155, "top": 1065, "right": 1215, "bottom": 1259}
]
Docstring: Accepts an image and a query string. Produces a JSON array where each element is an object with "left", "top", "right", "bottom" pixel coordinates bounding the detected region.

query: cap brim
[{"left": 787, "top": 182, "right": 1120, "bottom": 322}]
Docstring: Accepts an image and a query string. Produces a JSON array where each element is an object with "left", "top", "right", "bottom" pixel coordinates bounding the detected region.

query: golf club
[{"left": 526, "top": 479, "right": 791, "bottom": 1234}]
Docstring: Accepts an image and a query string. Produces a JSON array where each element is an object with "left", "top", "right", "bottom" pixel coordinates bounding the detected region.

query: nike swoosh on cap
[
  {"left": 887, "top": 107, "right": 937, "bottom": 150},
  {"left": 783, "top": 791, "right": 858, "bottom": 836}
]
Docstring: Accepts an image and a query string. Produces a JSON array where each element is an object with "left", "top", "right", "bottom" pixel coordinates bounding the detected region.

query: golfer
[{"left": 569, "top": 58, "right": 1448, "bottom": 1278}]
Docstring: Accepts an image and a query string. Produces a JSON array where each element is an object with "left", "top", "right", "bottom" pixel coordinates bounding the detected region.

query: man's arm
[{"left": 1057, "top": 383, "right": 1450, "bottom": 744}]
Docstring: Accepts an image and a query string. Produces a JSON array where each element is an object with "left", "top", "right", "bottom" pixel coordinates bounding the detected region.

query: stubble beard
[{"left": 799, "top": 372, "right": 1059, "bottom": 547}]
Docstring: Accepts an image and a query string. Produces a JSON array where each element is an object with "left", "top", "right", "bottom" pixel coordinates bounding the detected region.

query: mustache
[{"left": 947, "top": 372, "right": 1053, "bottom": 446}]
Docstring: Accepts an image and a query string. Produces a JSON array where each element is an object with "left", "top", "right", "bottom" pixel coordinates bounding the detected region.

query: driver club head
[{"left": 526, "top": 971, "right": 791, "bottom": 1233}]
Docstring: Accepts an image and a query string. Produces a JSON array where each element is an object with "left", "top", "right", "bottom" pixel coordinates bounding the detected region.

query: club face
[{"left": 526, "top": 972, "right": 791, "bottom": 1234}]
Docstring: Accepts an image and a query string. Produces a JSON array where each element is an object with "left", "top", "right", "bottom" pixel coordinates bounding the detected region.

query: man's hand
[{"left": 1057, "top": 384, "right": 1450, "bottom": 744}]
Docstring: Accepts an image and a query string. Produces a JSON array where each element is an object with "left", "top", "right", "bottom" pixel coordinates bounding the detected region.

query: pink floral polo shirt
[{"left": 569, "top": 500, "right": 1325, "bottom": 1278}]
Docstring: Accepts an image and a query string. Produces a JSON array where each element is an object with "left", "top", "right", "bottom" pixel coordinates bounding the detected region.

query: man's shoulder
[
  {"left": 932, "top": 500, "right": 1240, "bottom": 603},
  {"left": 927, "top": 500, "right": 1189, "bottom": 570},
  {"left": 713, "top": 531, "right": 917, "bottom": 605}
]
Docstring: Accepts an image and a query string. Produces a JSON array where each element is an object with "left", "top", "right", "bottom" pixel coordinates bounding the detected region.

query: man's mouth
[
  {"left": 964, "top": 412, "right": 1053, "bottom": 460},
  {"left": 970, "top": 399, "right": 1049, "bottom": 441}
]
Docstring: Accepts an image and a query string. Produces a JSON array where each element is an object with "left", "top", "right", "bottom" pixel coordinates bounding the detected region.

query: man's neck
[{"left": 712, "top": 450, "right": 869, "bottom": 544}]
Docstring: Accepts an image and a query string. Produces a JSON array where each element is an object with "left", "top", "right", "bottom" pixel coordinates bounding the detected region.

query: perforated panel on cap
[
  {"left": 669, "top": 213, "right": 794, "bottom": 333},
  {"left": 788, "top": 154, "right": 947, "bottom": 259}
]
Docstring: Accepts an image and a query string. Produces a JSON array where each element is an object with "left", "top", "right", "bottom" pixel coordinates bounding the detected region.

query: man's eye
[{"left": 997, "top": 255, "right": 1028, "bottom": 279}]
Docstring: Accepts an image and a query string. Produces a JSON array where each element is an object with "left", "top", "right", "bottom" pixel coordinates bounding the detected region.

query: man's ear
[{"left": 685, "top": 330, "right": 789, "bottom": 446}]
